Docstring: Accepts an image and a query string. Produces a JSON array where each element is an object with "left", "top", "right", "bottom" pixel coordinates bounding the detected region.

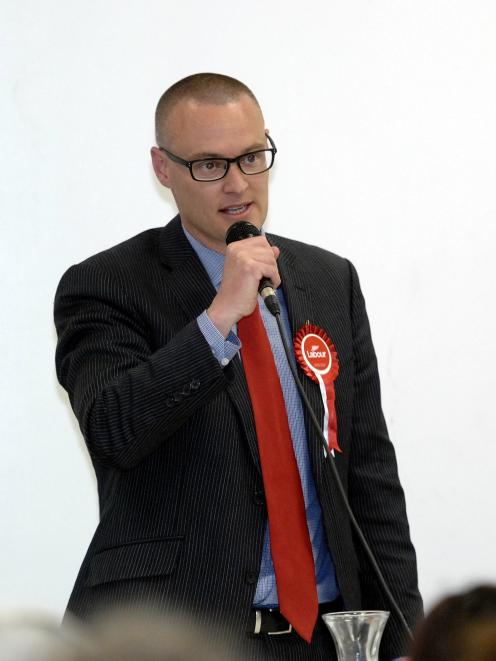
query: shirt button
[
  {"left": 245, "top": 571, "right": 258, "bottom": 585},
  {"left": 221, "top": 357, "right": 229, "bottom": 367}
]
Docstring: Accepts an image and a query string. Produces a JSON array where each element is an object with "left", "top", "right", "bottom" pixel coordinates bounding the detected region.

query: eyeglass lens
[{"left": 192, "top": 150, "right": 273, "bottom": 181}]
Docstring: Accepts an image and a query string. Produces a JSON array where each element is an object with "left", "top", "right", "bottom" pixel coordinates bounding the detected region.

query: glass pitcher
[{"left": 321, "top": 610, "right": 390, "bottom": 661}]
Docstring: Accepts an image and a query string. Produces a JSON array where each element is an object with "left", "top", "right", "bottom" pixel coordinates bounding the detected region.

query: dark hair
[
  {"left": 412, "top": 585, "right": 496, "bottom": 661},
  {"left": 155, "top": 73, "right": 260, "bottom": 145}
]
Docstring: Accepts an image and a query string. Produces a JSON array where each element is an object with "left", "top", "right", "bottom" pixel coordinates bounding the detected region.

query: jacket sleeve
[
  {"left": 54, "top": 260, "right": 229, "bottom": 470},
  {"left": 346, "top": 259, "right": 423, "bottom": 659}
]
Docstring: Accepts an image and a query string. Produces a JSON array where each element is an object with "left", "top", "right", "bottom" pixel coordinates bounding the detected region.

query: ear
[{"left": 150, "top": 147, "right": 172, "bottom": 189}]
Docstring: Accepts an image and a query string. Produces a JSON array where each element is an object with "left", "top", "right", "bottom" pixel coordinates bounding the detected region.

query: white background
[{"left": 1, "top": 0, "right": 495, "bottom": 619}]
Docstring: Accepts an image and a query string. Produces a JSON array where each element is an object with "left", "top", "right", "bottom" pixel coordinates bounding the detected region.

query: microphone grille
[{"left": 225, "top": 221, "right": 261, "bottom": 245}]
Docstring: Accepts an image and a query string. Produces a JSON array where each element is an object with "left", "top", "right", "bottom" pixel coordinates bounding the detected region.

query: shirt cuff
[{"left": 197, "top": 310, "right": 240, "bottom": 367}]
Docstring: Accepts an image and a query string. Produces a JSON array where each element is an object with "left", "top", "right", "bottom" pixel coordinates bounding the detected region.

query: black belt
[{"left": 247, "top": 597, "right": 343, "bottom": 636}]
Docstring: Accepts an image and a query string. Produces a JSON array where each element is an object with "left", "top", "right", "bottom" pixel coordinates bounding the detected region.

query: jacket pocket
[{"left": 85, "top": 536, "right": 184, "bottom": 588}]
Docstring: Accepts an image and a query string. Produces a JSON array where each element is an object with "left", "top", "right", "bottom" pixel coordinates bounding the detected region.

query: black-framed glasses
[{"left": 158, "top": 134, "right": 277, "bottom": 182}]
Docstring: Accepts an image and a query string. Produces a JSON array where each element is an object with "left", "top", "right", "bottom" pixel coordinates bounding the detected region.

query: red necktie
[{"left": 238, "top": 304, "right": 318, "bottom": 643}]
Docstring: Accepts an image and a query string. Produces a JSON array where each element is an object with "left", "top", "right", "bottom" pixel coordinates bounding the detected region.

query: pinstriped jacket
[{"left": 54, "top": 215, "right": 422, "bottom": 658}]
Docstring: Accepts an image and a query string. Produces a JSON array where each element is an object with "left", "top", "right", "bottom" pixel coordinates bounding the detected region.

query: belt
[{"left": 247, "top": 597, "right": 343, "bottom": 636}]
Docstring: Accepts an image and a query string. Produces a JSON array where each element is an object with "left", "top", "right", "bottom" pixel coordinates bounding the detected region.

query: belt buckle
[{"left": 267, "top": 608, "right": 292, "bottom": 636}]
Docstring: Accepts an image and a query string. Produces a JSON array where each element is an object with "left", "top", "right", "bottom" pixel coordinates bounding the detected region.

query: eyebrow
[{"left": 189, "top": 142, "right": 268, "bottom": 160}]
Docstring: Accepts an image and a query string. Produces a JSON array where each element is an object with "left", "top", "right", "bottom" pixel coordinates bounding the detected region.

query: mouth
[{"left": 219, "top": 202, "right": 253, "bottom": 217}]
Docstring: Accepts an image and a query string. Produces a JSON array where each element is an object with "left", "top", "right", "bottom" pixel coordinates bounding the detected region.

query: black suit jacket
[{"left": 54, "top": 215, "right": 422, "bottom": 658}]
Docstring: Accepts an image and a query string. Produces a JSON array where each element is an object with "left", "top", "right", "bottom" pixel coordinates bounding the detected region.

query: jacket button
[
  {"left": 181, "top": 384, "right": 191, "bottom": 396},
  {"left": 253, "top": 490, "right": 265, "bottom": 506},
  {"left": 190, "top": 379, "right": 200, "bottom": 390},
  {"left": 173, "top": 392, "right": 182, "bottom": 402},
  {"left": 224, "top": 363, "right": 235, "bottom": 382},
  {"left": 165, "top": 397, "right": 175, "bottom": 408},
  {"left": 245, "top": 571, "right": 258, "bottom": 585}
]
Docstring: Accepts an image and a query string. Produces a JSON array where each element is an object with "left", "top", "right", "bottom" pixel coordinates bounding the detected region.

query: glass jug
[{"left": 321, "top": 610, "right": 390, "bottom": 661}]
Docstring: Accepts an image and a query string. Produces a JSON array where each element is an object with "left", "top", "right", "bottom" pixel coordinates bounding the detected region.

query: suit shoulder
[
  {"left": 267, "top": 232, "right": 352, "bottom": 276},
  {"left": 57, "top": 227, "right": 162, "bottom": 285},
  {"left": 54, "top": 228, "right": 167, "bottom": 310},
  {"left": 80, "top": 227, "right": 162, "bottom": 270}
]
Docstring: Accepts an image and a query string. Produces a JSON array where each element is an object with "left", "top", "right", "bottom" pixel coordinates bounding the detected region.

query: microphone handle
[
  {"left": 225, "top": 221, "right": 280, "bottom": 315},
  {"left": 259, "top": 277, "right": 275, "bottom": 298},
  {"left": 258, "top": 278, "right": 279, "bottom": 315}
]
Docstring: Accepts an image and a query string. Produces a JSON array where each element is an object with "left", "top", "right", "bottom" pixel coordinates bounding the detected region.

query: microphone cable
[{"left": 273, "top": 308, "right": 414, "bottom": 643}]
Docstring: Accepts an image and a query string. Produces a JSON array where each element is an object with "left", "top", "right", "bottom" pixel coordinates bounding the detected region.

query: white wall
[{"left": 1, "top": 0, "right": 495, "bottom": 618}]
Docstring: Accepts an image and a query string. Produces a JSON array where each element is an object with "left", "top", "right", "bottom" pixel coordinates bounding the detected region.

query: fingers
[
  {"left": 207, "top": 236, "right": 281, "bottom": 334},
  {"left": 225, "top": 236, "right": 280, "bottom": 285}
]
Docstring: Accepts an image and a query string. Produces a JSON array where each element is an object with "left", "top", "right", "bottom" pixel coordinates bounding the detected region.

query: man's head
[{"left": 151, "top": 73, "right": 273, "bottom": 253}]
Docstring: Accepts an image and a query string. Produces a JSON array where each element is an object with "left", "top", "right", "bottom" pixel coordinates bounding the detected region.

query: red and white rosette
[{"left": 294, "top": 324, "right": 342, "bottom": 456}]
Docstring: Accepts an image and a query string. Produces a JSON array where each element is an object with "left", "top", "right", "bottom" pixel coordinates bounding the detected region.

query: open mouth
[{"left": 219, "top": 202, "right": 253, "bottom": 216}]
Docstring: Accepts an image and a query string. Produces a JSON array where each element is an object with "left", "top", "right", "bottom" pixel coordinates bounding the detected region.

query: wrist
[{"left": 206, "top": 301, "right": 236, "bottom": 339}]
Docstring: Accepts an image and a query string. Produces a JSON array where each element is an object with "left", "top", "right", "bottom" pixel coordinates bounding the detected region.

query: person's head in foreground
[{"left": 411, "top": 584, "right": 496, "bottom": 661}]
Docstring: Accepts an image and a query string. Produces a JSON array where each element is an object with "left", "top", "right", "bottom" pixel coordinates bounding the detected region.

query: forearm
[
  {"left": 54, "top": 263, "right": 229, "bottom": 469},
  {"left": 80, "top": 321, "right": 228, "bottom": 469}
]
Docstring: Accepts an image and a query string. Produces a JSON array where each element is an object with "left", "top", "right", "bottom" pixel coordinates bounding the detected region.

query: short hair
[
  {"left": 411, "top": 585, "right": 496, "bottom": 661},
  {"left": 155, "top": 73, "right": 261, "bottom": 145}
]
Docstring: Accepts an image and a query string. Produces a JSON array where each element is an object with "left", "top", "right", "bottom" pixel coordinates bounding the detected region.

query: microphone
[{"left": 225, "top": 221, "right": 280, "bottom": 316}]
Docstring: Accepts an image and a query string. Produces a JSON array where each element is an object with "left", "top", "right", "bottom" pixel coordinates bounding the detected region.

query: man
[{"left": 54, "top": 73, "right": 422, "bottom": 660}]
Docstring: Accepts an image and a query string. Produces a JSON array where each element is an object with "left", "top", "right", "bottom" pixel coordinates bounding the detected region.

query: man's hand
[{"left": 207, "top": 236, "right": 280, "bottom": 337}]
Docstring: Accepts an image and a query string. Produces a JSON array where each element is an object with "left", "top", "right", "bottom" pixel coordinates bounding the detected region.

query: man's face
[{"left": 151, "top": 94, "right": 270, "bottom": 253}]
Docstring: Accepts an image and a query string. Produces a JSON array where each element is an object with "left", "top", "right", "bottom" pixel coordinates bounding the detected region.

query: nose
[{"left": 221, "top": 162, "right": 249, "bottom": 195}]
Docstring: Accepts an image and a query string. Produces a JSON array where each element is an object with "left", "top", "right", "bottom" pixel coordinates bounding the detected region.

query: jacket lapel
[
  {"left": 274, "top": 241, "right": 327, "bottom": 485},
  {"left": 224, "top": 354, "right": 261, "bottom": 473},
  {"left": 158, "top": 217, "right": 261, "bottom": 473},
  {"left": 158, "top": 216, "right": 217, "bottom": 318}
]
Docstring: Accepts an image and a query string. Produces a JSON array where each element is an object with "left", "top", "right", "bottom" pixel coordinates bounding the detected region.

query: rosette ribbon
[{"left": 294, "top": 324, "right": 342, "bottom": 456}]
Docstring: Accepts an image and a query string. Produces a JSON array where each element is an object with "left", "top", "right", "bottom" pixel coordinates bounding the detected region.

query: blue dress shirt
[{"left": 183, "top": 226, "right": 339, "bottom": 608}]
